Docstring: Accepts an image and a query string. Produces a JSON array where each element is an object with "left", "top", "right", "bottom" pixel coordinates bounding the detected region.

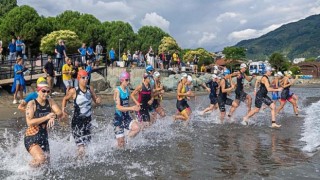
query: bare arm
[
  {"left": 18, "top": 100, "right": 27, "bottom": 112},
  {"left": 244, "top": 74, "right": 254, "bottom": 82},
  {"left": 115, "top": 89, "right": 138, "bottom": 112},
  {"left": 90, "top": 86, "right": 101, "bottom": 104},
  {"left": 49, "top": 99, "right": 63, "bottom": 118},
  {"left": 131, "top": 85, "right": 142, "bottom": 106},
  {"left": 262, "top": 77, "right": 282, "bottom": 92},
  {"left": 25, "top": 100, "right": 54, "bottom": 126},
  {"left": 61, "top": 88, "right": 76, "bottom": 112},
  {"left": 220, "top": 79, "right": 234, "bottom": 93}
]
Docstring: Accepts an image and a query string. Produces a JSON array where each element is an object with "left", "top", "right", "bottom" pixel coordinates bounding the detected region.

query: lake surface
[{"left": 0, "top": 87, "right": 320, "bottom": 179}]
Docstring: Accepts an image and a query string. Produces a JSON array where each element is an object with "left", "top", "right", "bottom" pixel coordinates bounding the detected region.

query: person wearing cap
[
  {"left": 233, "top": 63, "right": 255, "bottom": 114},
  {"left": 113, "top": 71, "right": 140, "bottom": 148},
  {"left": 131, "top": 73, "right": 154, "bottom": 127},
  {"left": 24, "top": 80, "right": 62, "bottom": 167},
  {"left": 85, "top": 60, "right": 93, "bottom": 85},
  {"left": 217, "top": 70, "right": 238, "bottom": 122},
  {"left": 146, "top": 65, "right": 156, "bottom": 91},
  {"left": 200, "top": 74, "right": 220, "bottom": 115},
  {"left": 270, "top": 72, "right": 284, "bottom": 104},
  {"left": 61, "top": 69, "right": 101, "bottom": 158},
  {"left": 18, "top": 77, "right": 46, "bottom": 112},
  {"left": 151, "top": 71, "right": 166, "bottom": 119},
  {"left": 242, "top": 67, "right": 283, "bottom": 128},
  {"left": 275, "top": 70, "right": 299, "bottom": 116},
  {"left": 173, "top": 73, "right": 194, "bottom": 122}
]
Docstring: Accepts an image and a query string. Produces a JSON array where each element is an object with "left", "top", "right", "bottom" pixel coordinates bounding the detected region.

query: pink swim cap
[{"left": 119, "top": 71, "right": 130, "bottom": 82}]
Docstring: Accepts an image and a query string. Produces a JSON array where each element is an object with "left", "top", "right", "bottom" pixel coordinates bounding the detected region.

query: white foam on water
[{"left": 300, "top": 100, "right": 320, "bottom": 153}]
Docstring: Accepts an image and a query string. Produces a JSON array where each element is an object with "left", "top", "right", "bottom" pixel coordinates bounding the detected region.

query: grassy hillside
[{"left": 236, "top": 14, "right": 320, "bottom": 60}]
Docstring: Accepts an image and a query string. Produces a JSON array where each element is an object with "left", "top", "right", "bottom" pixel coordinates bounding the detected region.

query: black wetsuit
[
  {"left": 206, "top": 80, "right": 219, "bottom": 105},
  {"left": 138, "top": 83, "right": 151, "bottom": 122},
  {"left": 255, "top": 75, "right": 272, "bottom": 108},
  {"left": 235, "top": 72, "right": 248, "bottom": 102},
  {"left": 280, "top": 78, "right": 293, "bottom": 101},
  {"left": 24, "top": 99, "right": 51, "bottom": 152},
  {"left": 218, "top": 78, "right": 233, "bottom": 112}
]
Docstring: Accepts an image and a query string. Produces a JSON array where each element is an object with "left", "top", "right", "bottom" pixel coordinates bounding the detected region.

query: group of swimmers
[{"left": 19, "top": 63, "right": 298, "bottom": 167}]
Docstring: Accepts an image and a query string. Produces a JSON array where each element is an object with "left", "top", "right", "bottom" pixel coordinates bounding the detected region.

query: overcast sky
[{"left": 17, "top": 0, "right": 320, "bottom": 52}]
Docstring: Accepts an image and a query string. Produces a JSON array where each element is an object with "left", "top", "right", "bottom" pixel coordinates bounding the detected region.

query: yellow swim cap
[{"left": 36, "top": 77, "right": 46, "bottom": 85}]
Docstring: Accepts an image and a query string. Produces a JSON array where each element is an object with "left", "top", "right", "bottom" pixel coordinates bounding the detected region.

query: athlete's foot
[
  {"left": 241, "top": 117, "right": 249, "bottom": 125},
  {"left": 199, "top": 111, "right": 205, "bottom": 116},
  {"left": 172, "top": 115, "right": 177, "bottom": 121},
  {"left": 271, "top": 122, "right": 281, "bottom": 128}
]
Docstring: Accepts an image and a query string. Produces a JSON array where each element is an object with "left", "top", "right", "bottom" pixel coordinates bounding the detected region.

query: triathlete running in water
[
  {"left": 217, "top": 70, "right": 237, "bottom": 122},
  {"left": 233, "top": 63, "right": 255, "bottom": 114},
  {"left": 242, "top": 67, "right": 283, "bottom": 128},
  {"left": 62, "top": 70, "right": 101, "bottom": 158},
  {"left": 24, "top": 80, "right": 62, "bottom": 167},
  {"left": 173, "top": 73, "right": 195, "bottom": 122},
  {"left": 131, "top": 73, "right": 154, "bottom": 127},
  {"left": 276, "top": 70, "right": 299, "bottom": 116},
  {"left": 200, "top": 74, "right": 220, "bottom": 115},
  {"left": 151, "top": 71, "right": 166, "bottom": 119},
  {"left": 113, "top": 71, "right": 140, "bottom": 148}
]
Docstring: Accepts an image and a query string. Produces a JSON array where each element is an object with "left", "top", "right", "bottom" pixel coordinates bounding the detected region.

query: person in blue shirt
[
  {"left": 85, "top": 60, "right": 93, "bottom": 85},
  {"left": 109, "top": 47, "right": 116, "bottom": 68},
  {"left": 8, "top": 39, "right": 16, "bottom": 61},
  {"left": 78, "top": 43, "right": 87, "bottom": 66},
  {"left": 12, "top": 57, "right": 26, "bottom": 104},
  {"left": 200, "top": 74, "right": 220, "bottom": 115},
  {"left": 18, "top": 77, "right": 47, "bottom": 111},
  {"left": 16, "top": 36, "right": 23, "bottom": 58},
  {"left": 87, "top": 43, "right": 95, "bottom": 65}
]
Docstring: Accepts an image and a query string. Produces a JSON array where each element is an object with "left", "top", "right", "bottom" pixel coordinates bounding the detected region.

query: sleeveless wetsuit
[
  {"left": 218, "top": 78, "right": 233, "bottom": 112},
  {"left": 72, "top": 86, "right": 92, "bottom": 146},
  {"left": 138, "top": 83, "right": 152, "bottom": 122},
  {"left": 280, "top": 78, "right": 293, "bottom": 101},
  {"left": 235, "top": 72, "right": 248, "bottom": 102},
  {"left": 176, "top": 83, "right": 190, "bottom": 112},
  {"left": 114, "top": 86, "right": 133, "bottom": 138},
  {"left": 255, "top": 75, "right": 273, "bottom": 108},
  {"left": 206, "top": 80, "right": 219, "bottom": 105},
  {"left": 24, "top": 99, "right": 51, "bottom": 152}
]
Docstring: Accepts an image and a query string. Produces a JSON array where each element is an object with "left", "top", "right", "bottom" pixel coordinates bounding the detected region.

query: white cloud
[
  {"left": 228, "top": 23, "right": 282, "bottom": 41},
  {"left": 216, "top": 12, "right": 238, "bottom": 22},
  {"left": 140, "top": 12, "right": 170, "bottom": 33},
  {"left": 240, "top": 19, "right": 247, "bottom": 24},
  {"left": 198, "top": 32, "right": 216, "bottom": 46}
]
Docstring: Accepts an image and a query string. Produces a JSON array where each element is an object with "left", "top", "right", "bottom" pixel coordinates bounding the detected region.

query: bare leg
[
  {"left": 29, "top": 145, "right": 47, "bottom": 167},
  {"left": 228, "top": 101, "right": 239, "bottom": 117},
  {"left": 242, "top": 107, "right": 260, "bottom": 124},
  {"left": 275, "top": 100, "right": 286, "bottom": 115},
  {"left": 77, "top": 145, "right": 86, "bottom": 159},
  {"left": 246, "top": 95, "right": 252, "bottom": 113},
  {"left": 270, "top": 103, "right": 281, "bottom": 128},
  {"left": 288, "top": 98, "right": 298, "bottom": 115},
  {"left": 116, "top": 137, "right": 125, "bottom": 149},
  {"left": 128, "top": 121, "right": 140, "bottom": 138}
]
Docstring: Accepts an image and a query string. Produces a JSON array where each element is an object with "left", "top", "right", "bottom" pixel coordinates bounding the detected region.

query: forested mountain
[{"left": 236, "top": 14, "right": 320, "bottom": 60}]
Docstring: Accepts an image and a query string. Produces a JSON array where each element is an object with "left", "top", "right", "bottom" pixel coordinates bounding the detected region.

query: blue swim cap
[
  {"left": 223, "top": 69, "right": 231, "bottom": 75},
  {"left": 146, "top": 65, "right": 154, "bottom": 73}
]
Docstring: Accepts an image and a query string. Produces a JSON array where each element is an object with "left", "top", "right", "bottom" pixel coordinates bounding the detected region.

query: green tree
[
  {"left": 269, "top": 52, "right": 290, "bottom": 71},
  {"left": 183, "top": 48, "right": 214, "bottom": 71},
  {"left": 0, "top": 0, "right": 17, "bottom": 17},
  {"left": 0, "top": 5, "right": 41, "bottom": 55},
  {"left": 305, "top": 57, "right": 316, "bottom": 62},
  {"left": 222, "top": 46, "right": 246, "bottom": 60},
  {"left": 40, "top": 30, "right": 81, "bottom": 55},
  {"left": 289, "top": 66, "right": 301, "bottom": 75},
  {"left": 136, "top": 26, "right": 169, "bottom": 53},
  {"left": 158, "top": 36, "right": 180, "bottom": 54},
  {"left": 101, "top": 21, "right": 136, "bottom": 58}
]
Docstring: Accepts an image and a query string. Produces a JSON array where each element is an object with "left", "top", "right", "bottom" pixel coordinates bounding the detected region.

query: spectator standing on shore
[
  {"left": 127, "top": 50, "right": 132, "bottom": 67},
  {"left": 72, "top": 61, "right": 82, "bottom": 88},
  {"left": 43, "top": 56, "right": 55, "bottom": 93},
  {"left": 193, "top": 55, "right": 199, "bottom": 74},
  {"left": 8, "top": 38, "right": 16, "bottom": 61},
  {"left": 132, "top": 51, "right": 139, "bottom": 67},
  {"left": 147, "top": 49, "right": 155, "bottom": 67},
  {"left": 16, "top": 36, "right": 23, "bottom": 58},
  {"left": 172, "top": 51, "right": 179, "bottom": 68},
  {"left": 62, "top": 58, "right": 74, "bottom": 94},
  {"left": 21, "top": 42, "right": 26, "bottom": 60},
  {"left": 200, "top": 64, "right": 206, "bottom": 73},
  {"left": 87, "top": 43, "right": 95, "bottom": 65},
  {"left": 164, "top": 51, "right": 171, "bottom": 69},
  {"left": 95, "top": 42, "right": 103, "bottom": 63},
  {"left": 109, "top": 47, "right": 116, "bottom": 68},
  {"left": 12, "top": 57, "right": 26, "bottom": 104},
  {"left": 85, "top": 60, "right": 93, "bottom": 85},
  {"left": 139, "top": 51, "right": 145, "bottom": 67},
  {"left": 122, "top": 52, "right": 128, "bottom": 67},
  {"left": 55, "top": 40, "right": 67, "bottom": 73},
  {"left": 78, "top": 43, "right": 87, "bottom": 67}
]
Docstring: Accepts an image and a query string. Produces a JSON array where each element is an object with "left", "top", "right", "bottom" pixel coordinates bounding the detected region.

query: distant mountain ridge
[{"left": 235, "top": 14, "right": 320, "bottom": 60}]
